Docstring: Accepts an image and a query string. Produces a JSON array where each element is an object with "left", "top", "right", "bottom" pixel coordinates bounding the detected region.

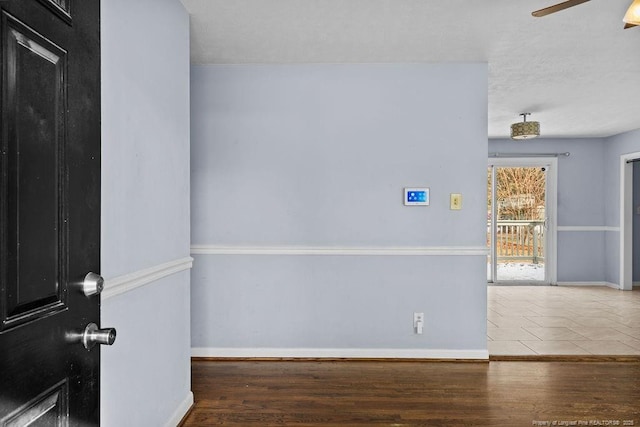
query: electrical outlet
[
  {"left": 450, "top": 193, "right": 462, "bottom": 210},
  {"left": 413, "top": 312, "right": 424, "bottom": 334}
]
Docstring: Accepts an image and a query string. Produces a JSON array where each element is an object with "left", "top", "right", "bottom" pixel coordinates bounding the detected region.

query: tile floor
[{"left": 488, "top": 285, "right": 640, "bottom": 356}]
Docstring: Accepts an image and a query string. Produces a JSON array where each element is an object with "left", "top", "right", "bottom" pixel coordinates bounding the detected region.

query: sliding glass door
[{"left": 487, "top": 158, "right": 556, "bottom": 284}]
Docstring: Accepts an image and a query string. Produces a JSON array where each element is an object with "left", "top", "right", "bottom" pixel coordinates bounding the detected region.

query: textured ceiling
[{"left": 180, "top": 0, "right": 640, "bottom": 139}]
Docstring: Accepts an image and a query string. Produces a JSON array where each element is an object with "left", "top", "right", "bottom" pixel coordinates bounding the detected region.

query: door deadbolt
[
  {"left": 82, "top": 272, "right": 104, "bottom": 297},
  {"left": 82, "top": 323, "right": 116, "bottom": 351}
]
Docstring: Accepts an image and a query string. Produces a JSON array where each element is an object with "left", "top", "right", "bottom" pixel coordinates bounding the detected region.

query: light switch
[{"left": 450, "top": 193, "right": 462, "bottom": 210}]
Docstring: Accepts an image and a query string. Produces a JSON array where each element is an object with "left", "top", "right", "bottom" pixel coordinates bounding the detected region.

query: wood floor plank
[{"left": 181, "top": 360, "right": 640, "bottom": 426}]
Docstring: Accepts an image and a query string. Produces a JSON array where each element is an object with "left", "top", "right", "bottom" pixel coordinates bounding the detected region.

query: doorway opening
[
  {"left": 487, "top": 158, "right": 557, "bottom": 285},
  {"left": 634, "top": 161, "right": 640, "bottom": 288},
  {"left": 620, "top": 151, "right": 640, "bottom": 291}
]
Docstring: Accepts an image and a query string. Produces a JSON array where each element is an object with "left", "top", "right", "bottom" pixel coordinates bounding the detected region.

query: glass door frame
[{"left": 487, "top": 157, "right": 558, "bottom": 285}]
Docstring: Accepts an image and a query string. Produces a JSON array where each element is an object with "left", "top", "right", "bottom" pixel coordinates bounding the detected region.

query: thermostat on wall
[{"left": 404, "top": 188, "right": 430, "bottom": 206}]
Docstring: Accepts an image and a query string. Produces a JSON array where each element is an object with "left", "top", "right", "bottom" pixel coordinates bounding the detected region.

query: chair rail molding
[
  {"left": 190, "top": 245, "right": 489, "bottom": 257},
  {"left": 103, "top": 257, "right": 194, "bottom": 300},
  {"left": 557, "top": 226, "right": 620, "bottom": 232}
]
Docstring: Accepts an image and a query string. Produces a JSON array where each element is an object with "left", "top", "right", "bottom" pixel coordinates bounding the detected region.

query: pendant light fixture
[
  {"left": 623, "top": 0, "right": 640, "bottom": 28},
  {"left": 510, "top": 113, "right": 540, "bottom": 140}
]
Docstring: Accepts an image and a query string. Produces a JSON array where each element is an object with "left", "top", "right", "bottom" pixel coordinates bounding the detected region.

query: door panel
[
  {"left": 35, "top": 0, "right": 72, "bottom": 25},
  {"left": 0, "top": 1, "right": 102, "bottom": 425},
  {"left": 3, "top": 381, "right": 69, "bottom": 427},
  {"left": 1, "top": 10, "right": 68, "bottom": 331}
]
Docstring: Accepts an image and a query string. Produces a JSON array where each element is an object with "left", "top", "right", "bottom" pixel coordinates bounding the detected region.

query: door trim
[
  {"left": 619, "top": 150, "right": 640, "bottom": 291},
  {"left": 487, "top": 157, "right": 558, "bottom": 285}
]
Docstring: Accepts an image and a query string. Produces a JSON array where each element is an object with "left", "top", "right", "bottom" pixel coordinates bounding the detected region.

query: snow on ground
[{"left": 487, "top": 262, "right": 545, "bottom": 282}]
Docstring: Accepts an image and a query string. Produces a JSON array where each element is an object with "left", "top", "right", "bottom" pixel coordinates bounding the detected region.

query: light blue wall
[
  {"left": 603, "top": 128, "right": 640, "bottom": 285},
  {"left": 101, "top": 0, "right": 191, "bottom": 425},
  {"left": 191, "top": 255, "right": 487, "bottom": 350},
  {"left": 100, "top": 273, "right": 190, "bottom": 426},
  {"left": 191, "top": 64, "right": 488, "bottom": 355},
  {"left": 488, "top": 138, "right": 606, "bottom": 282},
  {"left": 192, "top": 65, "right": 487, "bottom": 247},
  {"left": 634, "top": 162, "right": 640, "bottom": 282}
]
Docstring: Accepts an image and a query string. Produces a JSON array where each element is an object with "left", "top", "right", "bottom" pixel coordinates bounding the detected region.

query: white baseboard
[
  {"left": 164, "top": 391, "right": 193, "bottom": 427},
  {"left": 605, "top": 281, "right": 621, "bottom": 290},
  {"left": 557, "top": 282, "right": 622, "bottom": 290},
  {"left": 191, "top": 347, "right": 489, "bottom": 360},
  {"left": 557, "top": 281, "right": 608, "bottom": 287}
]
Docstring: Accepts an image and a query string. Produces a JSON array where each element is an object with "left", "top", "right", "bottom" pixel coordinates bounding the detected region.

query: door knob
[
  {"left": 81, "top": 323, "right": 116, "bottom": 351},
  {"left": 82, "top": 272, "right": 104, "bottom": 296}
]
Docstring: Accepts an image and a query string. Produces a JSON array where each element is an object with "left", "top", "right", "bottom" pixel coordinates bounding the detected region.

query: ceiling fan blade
[
  {"left": 624, "top": 22, "right": 638, "bottom": 28},
  {"left": 532, "top": 0, "right": 590, "bottom": 17}
]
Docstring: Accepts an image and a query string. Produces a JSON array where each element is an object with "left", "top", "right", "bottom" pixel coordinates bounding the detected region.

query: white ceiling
[{"left": 180, "top": 0, "right": 640, "bottom": 139}]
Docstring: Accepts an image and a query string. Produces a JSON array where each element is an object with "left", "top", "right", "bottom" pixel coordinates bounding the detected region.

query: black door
[{"left": 0, "top": 0, "right": 104, "bottom": 425}]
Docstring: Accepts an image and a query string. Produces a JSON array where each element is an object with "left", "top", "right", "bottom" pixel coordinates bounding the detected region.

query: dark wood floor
[{"left": 181, "top": 360, "right": 640, "bottom": 426}]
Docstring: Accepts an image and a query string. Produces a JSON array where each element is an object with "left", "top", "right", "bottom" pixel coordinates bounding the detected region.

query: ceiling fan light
[
  {"left": 510, "top": 113, "right": 540, "bottom": 140},
  {"left": 623, "top": 0, "right": 640, "bottom": 25}
]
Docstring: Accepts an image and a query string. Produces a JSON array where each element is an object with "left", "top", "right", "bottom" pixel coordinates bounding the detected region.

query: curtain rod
[
  {"left": 626, "top": 158, "right": 640, "bottom": 163},
  {"left": 489, "top": 152, "right": 570, "bottom": 158}
]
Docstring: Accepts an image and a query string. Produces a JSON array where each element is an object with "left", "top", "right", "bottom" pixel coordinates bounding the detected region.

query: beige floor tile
[
  {"left": 568, "top": 327, "right": 636, "bottom": 341},
  {"left": 488, "top": 341, "right": 536, "bottom": 356},
  {"left": 621, "top": 338, "right": 640, "bottom": 351},
  {"left": 565, "top": 309, "right": 617, "bottom": 318},
  {"left": 524, "top": 316, "right": 581, "bottom": 328},
  {"left": 526, "top": 307, "right": 578, "bottom": 317},
  {"left": 490, "top": 307, "right": 544, "bottom": 317},
  {"left": 487, "top": 310, "right": 502, "bottom": 321},
  {"left": 532, "top": 301, "right": 607, "bottom": 309},
  {"left": 488, "top": 286, "right": 640, "bottom": 356},
  {"left": 598, "top": 301, "right": 640, "bottom": 309},
  {"left": 615, "top": 318, "right": 640, "bottom": 328},
  {"left": 596, "top": 312, "right": 638, "bottom": 324},
  {"left": 490, "top": 316, "right": 540, "bottom": 328},
  {"left": 523, "top": 327, "right": 589, "bottom": 341},
  {"left": 611, "top": 326, "right": 640, "bottom": 339},
  {"left": 572, "top": 340, "right": 640, "bottom": 355},
  {"left": 502, "top": 299, "right": 540, "bottom": 309},
  {"left": 570, "top": 317, "right": 627, "bottom": 328},
  {"left": 487, "top": 327, "right": 540, "bottom": 341},
  {"left": 521, "top": 340, "right": 591, "bottom": 355}
]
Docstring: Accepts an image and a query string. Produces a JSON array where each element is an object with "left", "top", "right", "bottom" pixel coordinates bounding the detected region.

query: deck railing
[{"left": 489, "top": 220, "right": 545, "bottom": 264}]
